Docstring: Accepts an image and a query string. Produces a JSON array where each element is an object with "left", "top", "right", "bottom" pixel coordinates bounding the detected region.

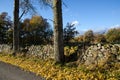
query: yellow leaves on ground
[{"left": 0, "top": 53, "right": 120, "bottom": 80}]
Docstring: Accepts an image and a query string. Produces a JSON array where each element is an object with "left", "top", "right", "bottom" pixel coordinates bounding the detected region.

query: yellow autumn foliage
[
  {"left": 0, "top": 53, "right": 120, "bottom": 80},
  {"left": 64, "top": 46, "right": 78, "bottom": 56}
]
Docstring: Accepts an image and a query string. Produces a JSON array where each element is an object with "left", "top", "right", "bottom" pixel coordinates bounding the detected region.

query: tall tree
[
  {"left": 20, "top": 15, "right": 53, "bottom": 46},
  {"left": 0, "top": 12, "right": 6, "bottom": 43},
  {"left": 0, "top": 12, "right": 12, "bottom": 44},
  {"left": 64, "top": 23, "right": 79, "bottom": 44},
  {"left": 13, "top": 0, "right": 19, "bottom": 54},
  {"left": 13, "top": 0, "right": 36, "bottom": 54},
  {"left": 39, "top": 0, "right": 65, "bottom": 63},
  {"left": 53, "top": 0, "right": 65, "bottom": 63}
]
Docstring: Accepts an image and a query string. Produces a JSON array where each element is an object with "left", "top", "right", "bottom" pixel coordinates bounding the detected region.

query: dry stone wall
[
  {"left": 26, "top": 45, "right": 54, "bottom": 59},
  {"left": 0, "top": 44, "right": 12, "bottom": 53},
  {"left": 79, "top": 43, "right": 120, "bottom": 69},
  {"left": 0, "top": 44, "right": 54, "bottom": 59},
  {"left": 0, "top": 43, "right": 120, "bottom": 68}
]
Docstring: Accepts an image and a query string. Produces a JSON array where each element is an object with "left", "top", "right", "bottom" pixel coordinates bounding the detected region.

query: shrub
[{"left": 106, "top": 28, "right": 120, "bottom": 43}]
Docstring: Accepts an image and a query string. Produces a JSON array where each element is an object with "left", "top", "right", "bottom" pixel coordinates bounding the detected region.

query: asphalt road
[{"left": 0, "top": 61, "right": 45, "bottom": 80}]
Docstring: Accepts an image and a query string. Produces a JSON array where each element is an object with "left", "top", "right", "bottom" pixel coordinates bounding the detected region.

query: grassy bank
[{"left": 0, "top": 53, "right": 120, "bottom": 80}]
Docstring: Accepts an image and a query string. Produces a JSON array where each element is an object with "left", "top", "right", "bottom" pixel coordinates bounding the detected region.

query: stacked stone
[
  {"left": 80, "top": 43, "right": 120, "bottom": 69},
  {"left": 27, "top": 45, "right": 54, "bottom": 59},
  {"left": 0, "top": 44, "right": 12, "bottom": 53}
]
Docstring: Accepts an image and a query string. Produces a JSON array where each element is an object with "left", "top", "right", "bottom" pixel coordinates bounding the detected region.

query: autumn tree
[
  {"left": 13, "top": 0, "right": 65, "bottom": 63},
  {"left": 106, "top": 28, "right": 120, "bottom": 43},
  {"left": 94, "top": 33, "right": 106, "bottom": 43},
  {"left": 83, "top": 30, "right": 94, "bottom": 44},
  {"left": 20, "top": 15, "right": 53, "bottom": 46},
  {"left": 75, "top": 35, "right": 84, "bottom": 42}
]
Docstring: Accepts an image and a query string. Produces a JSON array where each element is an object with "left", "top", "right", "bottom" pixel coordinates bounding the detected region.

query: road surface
[{"left": 0, "top": 61, "right": 45, "bottom": 80}]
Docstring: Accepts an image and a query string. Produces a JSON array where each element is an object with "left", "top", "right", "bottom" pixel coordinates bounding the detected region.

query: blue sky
[{"left": 0, "top": 0, "right": 120, "bottom": 34}]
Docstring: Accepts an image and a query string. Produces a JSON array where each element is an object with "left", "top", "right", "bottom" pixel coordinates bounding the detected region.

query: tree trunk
[
  {"left": 53, "top": 0, "right": 65, "bottom": 63},
  {"left": 13, "top": 0, "right": 19, "bottom": 54}
]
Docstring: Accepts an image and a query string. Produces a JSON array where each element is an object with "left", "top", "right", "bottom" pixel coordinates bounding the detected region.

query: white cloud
[
  {"left": 71, "top": 21, "right": 79, "bottom": 26},
  {"left": 110, "top": 24, "right": 120, "bottom": 28}
]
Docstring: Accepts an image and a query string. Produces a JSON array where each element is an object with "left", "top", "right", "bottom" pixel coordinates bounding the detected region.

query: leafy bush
[
  {"left": 94, "top": 34, "right": 106, "bottom": 43},
  {"left": 106, "top": 28, "right": 120, "bottom": 43},
  {"left": 64, "top": 46, "right": 78, "bottom": 56},
  {"left": 83, "top": 30, "right": 94, "bottom": 44}
]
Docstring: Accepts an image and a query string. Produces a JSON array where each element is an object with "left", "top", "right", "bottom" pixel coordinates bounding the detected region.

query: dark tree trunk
[
  {"left": 13, "top": 0, "right": 19, "bottom": 54},
  {"left": 53, "top": 0, "right": 65, "bottom": 63}
]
